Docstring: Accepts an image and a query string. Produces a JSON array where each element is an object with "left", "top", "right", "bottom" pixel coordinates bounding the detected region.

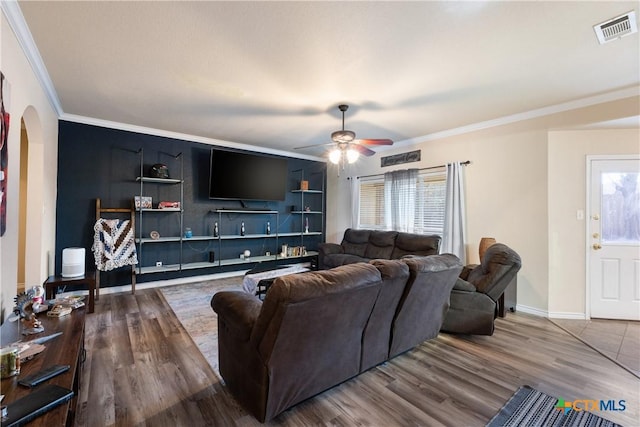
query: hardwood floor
[{"left": 75, "top": 289, "right": 639, "bottom": 426}]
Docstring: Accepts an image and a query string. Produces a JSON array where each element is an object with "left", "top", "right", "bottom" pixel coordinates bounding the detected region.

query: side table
[{"left": 43, "top": 271, "right": 96, "bottom": 313}]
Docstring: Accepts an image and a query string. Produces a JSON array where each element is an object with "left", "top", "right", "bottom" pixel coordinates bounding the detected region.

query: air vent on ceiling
[{"left": 593, "top": 10, "right": 637, "bottom": 44}]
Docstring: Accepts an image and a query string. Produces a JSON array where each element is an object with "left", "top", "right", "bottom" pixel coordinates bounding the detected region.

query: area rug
[
  {"left": 487, "top": 385, "right": 621, "bottom": 427},
  {"left": 159, "top": 276, "right": 243, "bottom": 381}
]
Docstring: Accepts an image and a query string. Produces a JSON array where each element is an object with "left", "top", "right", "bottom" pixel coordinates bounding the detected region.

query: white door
[{"left": 589, "top": 157, "right": 640, "bottom": 320}]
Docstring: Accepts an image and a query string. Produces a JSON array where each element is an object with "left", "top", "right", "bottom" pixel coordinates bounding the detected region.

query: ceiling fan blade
[
  {"left": 355, "top": 138, "right": 394, "bottom": 146},
  {"left": 294, "top": 142, "right": 334, "bottom": 150},
  {"left": 351, "top": 144, "right": 376, "bottom": 157}
]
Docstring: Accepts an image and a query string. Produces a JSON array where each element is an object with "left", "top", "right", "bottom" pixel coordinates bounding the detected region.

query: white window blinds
[{"left": 357, "top": 168, "right": 446, "bottom": 235}]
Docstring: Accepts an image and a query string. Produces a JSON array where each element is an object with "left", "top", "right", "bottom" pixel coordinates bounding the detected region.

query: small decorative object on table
[
  {"left": 149, "top": 163, "right": 170, "bottom": 179},
  {"left": 0, "top": 346, "right": 21, "bottom": 378},
  {"left": 158, "top": 201, "right": 180, "bottom": 209},
  {"left": 47, "top": 305, "right": 72, "bottom": 318},
  {"left": 150, "top": 230, "right": 160, "bottom": 240},
  {"left": 300, "top": 180, "right": 309, "bottom": 190},
  {"left": 12, "top": 290, "right": 44, "bottom": 335},
  {"left": 134, "top": 196, "right": 152, "bottom": 210}
]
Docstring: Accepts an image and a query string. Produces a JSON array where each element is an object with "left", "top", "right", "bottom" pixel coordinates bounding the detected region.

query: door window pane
[{"left": 601, "top": 173, "right": 640, "bottom": 243}]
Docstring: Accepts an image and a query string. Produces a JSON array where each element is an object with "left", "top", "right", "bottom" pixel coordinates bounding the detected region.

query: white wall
[
  {"left": 1, "top": 12, "right": 58, "bottom": 322},
  {"left": 548, "top": 129, "right": 640, "bottom": 318},
  {"left": 326, "top": 97, "right": 639, "bottom": 315}
]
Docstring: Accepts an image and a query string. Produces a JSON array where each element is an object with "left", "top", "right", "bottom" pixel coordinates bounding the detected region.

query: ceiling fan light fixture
[
  {"left": 331, "top": 129, "right": 356, "bottom": 143},
  {"left": 346, "top": 148, "right": 359, "bottom": 163},
  {"left": 329, "top": 148, "right": 342, "bottom": 164}
]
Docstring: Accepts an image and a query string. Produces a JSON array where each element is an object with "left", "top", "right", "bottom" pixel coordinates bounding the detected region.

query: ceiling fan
[{"left": 296, "top": 104, "right": 393, "bottom": 165}]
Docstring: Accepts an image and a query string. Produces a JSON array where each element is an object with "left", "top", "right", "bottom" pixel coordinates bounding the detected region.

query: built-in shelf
[
  {"left": 136, "top": 208, "right": 181, "bottom": 212},
  {"left": 136, "top": 176, "right": 182, "bottom": 184},
  {"left": 291, "top": 189, "right": 323, "bottom": 194},
  {"left": 133, "top": 161, "right": 325, "bottom": 275},
  {"left": 291, "top": 211, "right": 322, "bottom": 214},
  {"left": 135, "top": 149, "right": 184, "bottom": 275},
  {"left": 214, "top": 209, "right": 278, "bottom": 214},
  {"left": 137, "top": 251, "right": 318, "bottom": 274}
]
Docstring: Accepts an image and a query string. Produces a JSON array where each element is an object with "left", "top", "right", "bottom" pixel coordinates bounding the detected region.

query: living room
[{"left": 1, "top": 2, "right": 639, "bottom": 425}]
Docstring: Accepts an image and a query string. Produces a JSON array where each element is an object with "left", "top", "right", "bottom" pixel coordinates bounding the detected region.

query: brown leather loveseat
[
  {"left": 211, "top": 254, "right": 462, "bottom": 422},
  {"left": 318, "top": 228, "right": 441, "bottom": 270}
]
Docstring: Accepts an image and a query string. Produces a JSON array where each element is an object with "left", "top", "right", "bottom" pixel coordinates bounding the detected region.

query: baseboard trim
[
  {"left": 548, "top": 311, "right": 587, "bottom": 320},
  {"left": 55, "top": 270, "right": 246, "bottom": 299},
  {"left": 515, "top": 304, "right": 548, "bottom": 317},
  {"left": 55, "top": 262, "right": 310, "bottom": 298}
]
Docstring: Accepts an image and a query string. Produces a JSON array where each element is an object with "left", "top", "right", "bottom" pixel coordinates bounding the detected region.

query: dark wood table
[
  {"left": 0, "top": 307, "right": 85, "bottom": 426},
  {"left": 43, "top": 271, "right": 96, "bottom": 313}
]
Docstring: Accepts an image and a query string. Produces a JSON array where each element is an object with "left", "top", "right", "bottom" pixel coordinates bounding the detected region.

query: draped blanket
[{"left": 92, "top": 218, "right": 138, "bottom": 272}]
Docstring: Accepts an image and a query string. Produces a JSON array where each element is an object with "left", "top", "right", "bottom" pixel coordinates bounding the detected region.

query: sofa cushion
[
  {"left": 341, "top": 228, "right": 371, "bottom": 257},
  {"left": 391, "top": 232, "right": 440, "bottom": 259},
  {"left": 322, "top": 254, "right": 370, "bottom": 269},
  {"left": 390, "top": 254, "right": 462, "bottom": 357},
  {"left": 250, "top": 263, "right": 383, "bottom": 421},
  {"left": 362, "top": 259, "right": 410, "bottom": 371},
  {"left": 363, "top": 230, "right": 398, "bottom": 259}
]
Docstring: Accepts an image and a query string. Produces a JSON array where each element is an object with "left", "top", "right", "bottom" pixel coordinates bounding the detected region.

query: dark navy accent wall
[{"left": 56, "top": 121, "right": 326, "bottom": 288}]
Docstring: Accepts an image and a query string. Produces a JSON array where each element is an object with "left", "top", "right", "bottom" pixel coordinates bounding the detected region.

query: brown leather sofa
[
  {"left": 211, "top": 254, "right": 462, "bottom": 422},
  {"left": 318, "top": 228, "right": 441, "bottom": 270}
]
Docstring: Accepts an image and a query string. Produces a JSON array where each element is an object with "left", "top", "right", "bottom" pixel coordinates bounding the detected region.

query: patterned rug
[
  {"left": 487, "top": 385, "right": 621, "bottom": 427},
  {"left": 158, "top": 276, "right": 243, "bottom": 380}
]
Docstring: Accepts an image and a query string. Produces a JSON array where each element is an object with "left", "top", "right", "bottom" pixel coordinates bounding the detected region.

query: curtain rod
[{"left": 351, "top": 160, "right": 471, "bottom": 180}]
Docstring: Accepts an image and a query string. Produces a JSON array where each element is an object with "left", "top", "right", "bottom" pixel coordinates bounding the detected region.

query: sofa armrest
[
  {"left": 211, "top": 291, "right": 263, "bottom": 342},
  {"left": 452, "top": 277, "right": 477, "bottom": 292},
  {"left": 318, "top": 242, "right": 344, "bottom": 256}
]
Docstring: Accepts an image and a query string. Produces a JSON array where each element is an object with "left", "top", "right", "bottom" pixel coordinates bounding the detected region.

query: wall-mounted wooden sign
[{"left": 381, "top": 150, "right": 421, "bottom": 168}]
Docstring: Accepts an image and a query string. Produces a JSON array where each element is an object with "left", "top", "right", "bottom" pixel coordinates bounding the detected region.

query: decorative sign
[
  {"left": 381, "top": 150, "right": 421, "bottom": 168},
  {"left": 1, "top": 71, "right": 10, "bottom": 237}
]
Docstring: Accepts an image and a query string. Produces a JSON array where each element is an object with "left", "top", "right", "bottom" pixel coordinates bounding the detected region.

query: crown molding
[
  {"left": 397, "top": 85, "right": 640, "bottom": 146},
  {"left": 60, "top": 113, "right": 326, "bottom": 162},
  {"left": 4, "top": 0, "right": 636, "bottom": 155},
  {"left": 1, "top": 0, "right": 63, "bottom": 116}
]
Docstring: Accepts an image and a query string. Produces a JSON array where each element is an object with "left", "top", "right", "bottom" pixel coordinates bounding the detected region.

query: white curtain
[
  {"left": 384, "top": 169, "right": 418, "bottom": 232},
  {"left": 349, "top": 177, "right": 359, "bottom": 228},
  {"left": 442, "top": 162, "right": 466, "bottom": 263}
]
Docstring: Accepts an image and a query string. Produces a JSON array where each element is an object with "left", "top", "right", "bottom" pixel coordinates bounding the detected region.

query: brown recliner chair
[{"left": 440, "top": 243, "right": 522, "bottom": 336}]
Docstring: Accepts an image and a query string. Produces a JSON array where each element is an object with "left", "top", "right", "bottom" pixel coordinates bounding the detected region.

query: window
[{"left": 358, "top": 168, "right": 446, "bottom": 235}]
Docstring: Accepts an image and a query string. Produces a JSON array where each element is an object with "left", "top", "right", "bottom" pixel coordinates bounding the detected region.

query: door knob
[
  {"left": 592, "top": 214, "right": 600, "bottom": 220},
  {"left": 592, "top": 243, "right": 602, "bottom": 250},
  {"left": 592, "top": 232, "right": 600, "bottom": 238}
]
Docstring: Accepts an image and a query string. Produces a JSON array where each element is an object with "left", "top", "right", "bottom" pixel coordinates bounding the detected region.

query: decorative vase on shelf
[{"left": 479, "top": 237, "right": 497, "bottom": 262}]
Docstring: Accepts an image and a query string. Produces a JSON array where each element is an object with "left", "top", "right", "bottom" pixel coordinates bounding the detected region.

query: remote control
[
  {"left": 1, "top": 384, "right": 73, "bottom": 426},
  {"left": 18, "top": 364, "right": 70, "bottom": 388}
]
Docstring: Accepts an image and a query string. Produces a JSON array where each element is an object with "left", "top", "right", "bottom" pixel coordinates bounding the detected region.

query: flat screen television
[{"left": 209, "top": 149, "right": 288, "bottom": 201}]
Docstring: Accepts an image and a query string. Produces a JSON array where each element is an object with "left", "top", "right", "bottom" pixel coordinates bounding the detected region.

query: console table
[
  {"left": 43, "top": 271, "right": 96, "bottom": 313},
  {"left": 0, "top": 307, "right": 85, "bottom": 426}
]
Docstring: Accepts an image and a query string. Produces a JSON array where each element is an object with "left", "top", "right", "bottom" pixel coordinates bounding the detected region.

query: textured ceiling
[{"left": 14, "top": 1, "right": 640, "bottom": 158}]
